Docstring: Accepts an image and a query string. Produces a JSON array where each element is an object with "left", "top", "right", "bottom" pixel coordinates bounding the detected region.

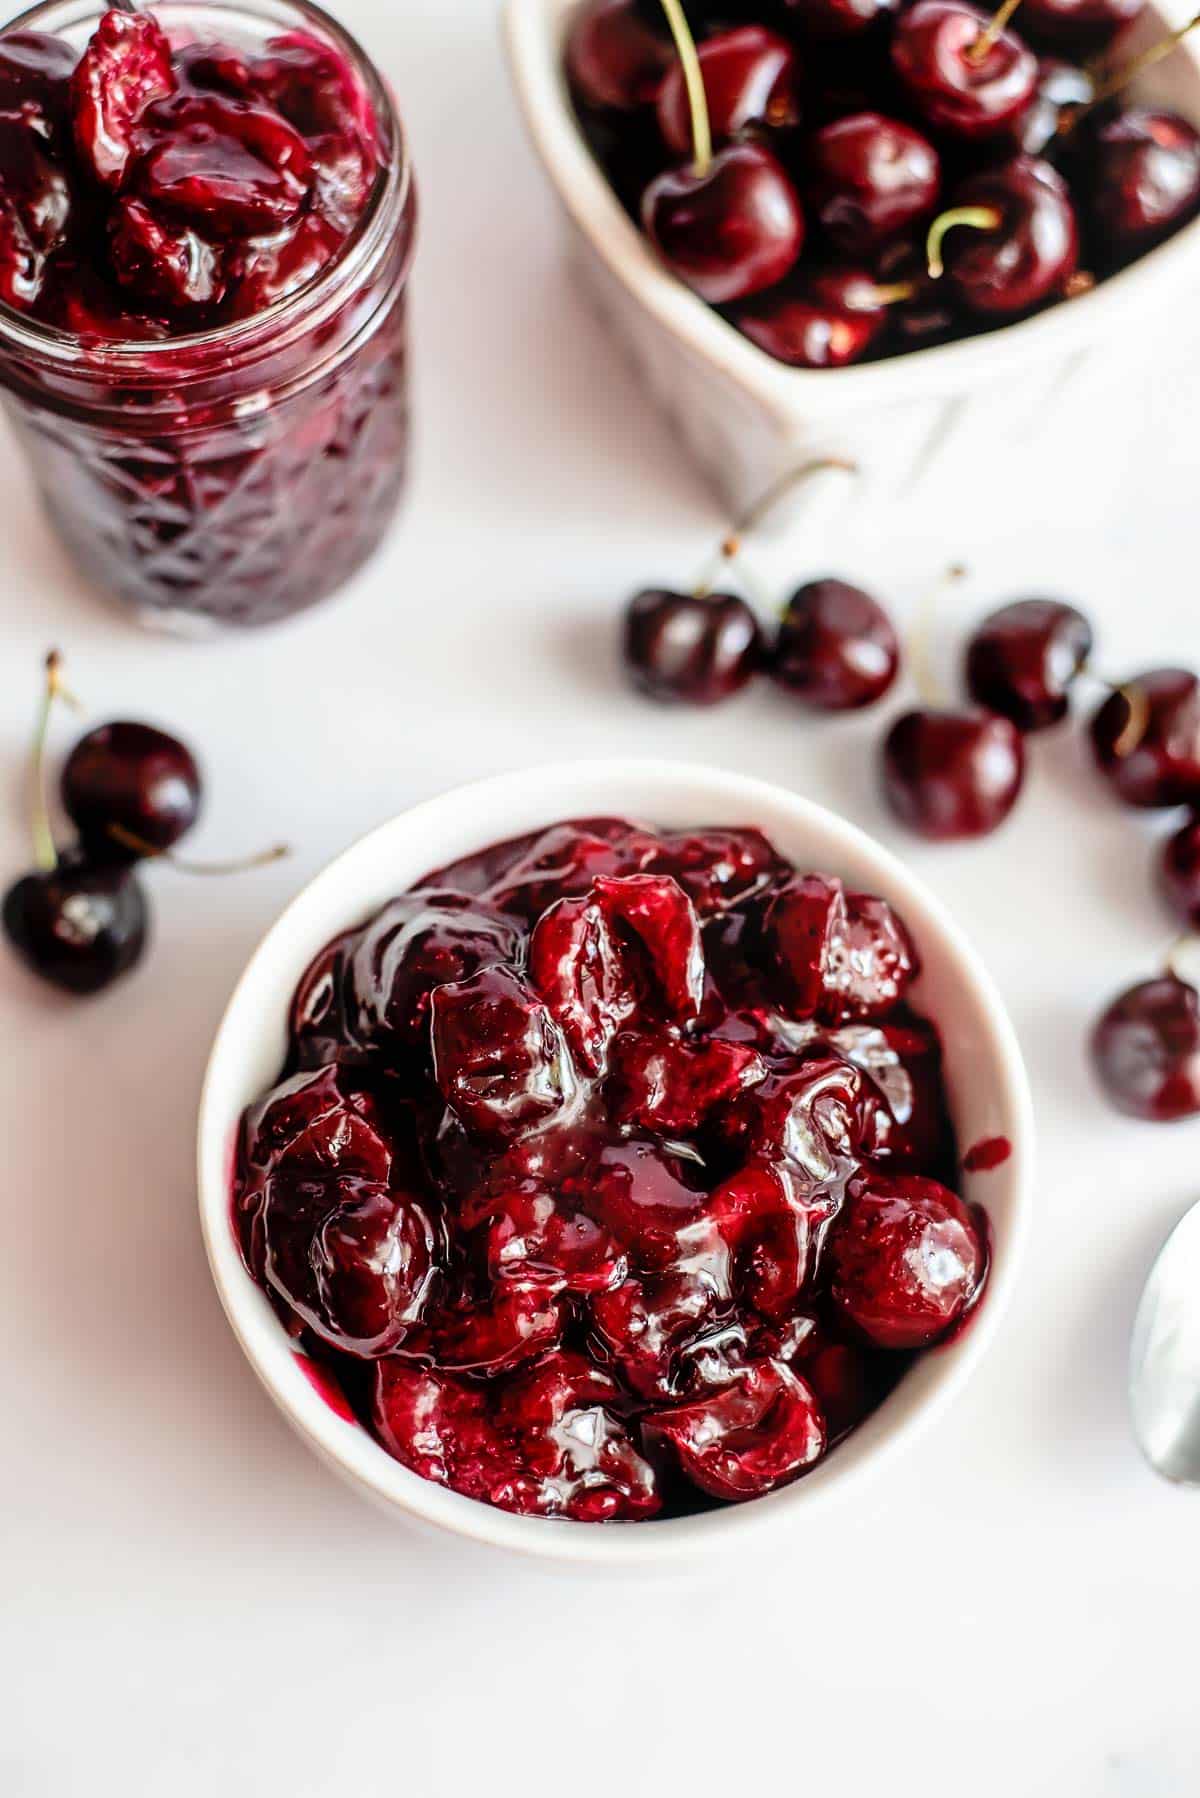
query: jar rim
[{"left": 0, "top": 0, "right": 410, "bottom": 367}]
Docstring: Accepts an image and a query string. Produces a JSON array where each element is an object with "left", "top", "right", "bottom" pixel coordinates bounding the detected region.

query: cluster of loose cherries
[
  {"left": 623, "top": 520, "right": 1029, "bottom": 838},
  {"left": 621, "top": 496, "right": 1200, "bottom": 1122},
  {"left": 2, "top": 652, "right": 285, "bottom": 995},
  {"left": 567, "top": 0, "right": 1200, "bottom": 366}
]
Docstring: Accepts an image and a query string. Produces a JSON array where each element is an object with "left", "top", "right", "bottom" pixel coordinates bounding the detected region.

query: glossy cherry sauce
[
  {"left": 0, "top": 10, "right": 381, "bottom": 336},
  {"left": 0, "top": 8, "right": 412, "bottom": 630},
  {"left": 234, "top": 818, "right": 988, "bottom": 1521}
]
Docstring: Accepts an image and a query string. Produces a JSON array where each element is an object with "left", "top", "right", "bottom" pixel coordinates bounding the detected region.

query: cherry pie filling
[
  {"left": 0, "top": 9, "right": 383, "bottom": 335},
  {"left": 0, "top": 7, "right": 410, "bottom": 629},
  {"left": 234, "top": 818, "right": 988, "bottom": 1522}
]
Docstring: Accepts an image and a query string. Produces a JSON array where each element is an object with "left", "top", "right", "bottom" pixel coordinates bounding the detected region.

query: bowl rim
[
  {"left": 502, "top": 0, "right": 1200, "bottom": 419},
  {"left": 197, "top": 758, "right": 1035, "bottom": 1567}
]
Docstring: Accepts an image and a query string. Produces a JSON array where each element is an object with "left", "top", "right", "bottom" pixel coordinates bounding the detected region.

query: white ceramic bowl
[
  {"left": 503, "top": 0, "right": 1200, "bottom": 517},
  {"left": 198, "top": 760, "right": 1034, "bottom": 1567}
]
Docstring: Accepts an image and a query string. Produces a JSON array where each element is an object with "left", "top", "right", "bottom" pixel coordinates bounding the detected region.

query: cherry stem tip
[{"left": 926, "top": 206, "right": 1002, "bottom": 279}]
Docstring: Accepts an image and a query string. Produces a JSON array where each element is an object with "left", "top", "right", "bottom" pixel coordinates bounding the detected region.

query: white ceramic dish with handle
[
  {"left": 503, "top": 0, "right": 1200, "bottom": 519},
  {"left": 198, "top": 759, "right": 1034, "bottom": 1567}
]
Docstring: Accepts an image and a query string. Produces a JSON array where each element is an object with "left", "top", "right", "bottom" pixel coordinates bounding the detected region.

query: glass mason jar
[{"left": 0, "top": 0, "right": 415, "bottom": 632}]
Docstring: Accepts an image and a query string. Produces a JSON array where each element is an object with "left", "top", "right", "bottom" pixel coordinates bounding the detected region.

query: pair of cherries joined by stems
[
  {"left": 569, "top": 0, "right": 1200, "bottom": 366},
  {"left": 621, "top": 468, "right": 1032, "bottom": 839},
  {"left": 620, "top": 464, "right": 1200, "bottom": 1121},
  {"left": 2, "top": 652, "right": 287, "bottom": 995}
]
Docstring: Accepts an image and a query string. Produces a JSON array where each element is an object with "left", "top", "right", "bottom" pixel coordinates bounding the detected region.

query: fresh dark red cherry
[
  {"left": 806, "top": 113, "right": 941, "bottom": 255},
  {"left": 882, "top": 707, "right": 1026, "bottom": 839},
  {"left": 1161, "top": 818, "right": 1200, "bottom": 928},
  {"left": 1020, "top": 0, "right": 1145, "bottom": 48},
  {"left": 1090, "top": 669, "right": 1200, "bottom": 809},
  {"left": 779, "top": 0, "right": 900, "bottom": 39},
  {"left": 1092, "top": 975, "right": 1200, "bottom": 1121},
  {"left": 772, "top": 578, "right": 900, "bottom": 709},
  {"left": 827, "top": 1172, "right": 984, "bottom": 1348},
  {"left": 641, "top": 141, "right": 805, "bottom": 304},
  {"left": 892, "top": 0, "right": 1038, "bottom": 139},
  {"left": 732, "top": 266, "right": 891, "bottom": 366},
  {"left": 965, "top": 598, "right": 1094, "bottom": 730},
  {"left": 62, "top": 721, "right": 202, "bottom": 864},
  {"left": 623, "top": 588, "right": 763, "bottom": 705},
  {"left": 928, "top": 156, "right": 1078, "bottom": 316},
  {"left": 1012, "top": 58, "right": 1094, "bottom": 154},
  {"left": 1082, "top": 109, "right": 1200, "bottom": 255},
  {"left": 4, "top": 653, "right": 152, "bottom": 995},
  {"left": 657, "top": 26, "right": 801, "bottom": 155},
  {"left": 3, "top": 857, "right": 148, "bottom": 994},
  {"left": 565, "top": 0, "right": 673, "bottom": 113}
]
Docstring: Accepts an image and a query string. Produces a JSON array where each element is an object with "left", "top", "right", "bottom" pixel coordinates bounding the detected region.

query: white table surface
[{"left": 4, "top": 3, "right": 1200, "bottom": 1791}]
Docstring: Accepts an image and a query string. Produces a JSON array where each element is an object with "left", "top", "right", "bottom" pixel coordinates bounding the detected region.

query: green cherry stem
[
  {"left": 693, "top": 455, "right": 859, "bottom": 597},
  {"left": 866, "top": 280, "right": 918, "bottom": 307},
  {"left": 29, "top": 649, "right": 79, "bottom": 873},
  {"left": 659, "top": 0, "right": 712, "bottom": 177},
  {"left": 967, "top": 0, "right": 1024, "bottom": 64},
  {"left": 1109, "top": 683, "right": 1151, "bottom": 760},
  {"left": 926, "top": 206, "right": 1002, "bottom": 279},
  {"left": 1076, "top": 667, "right": 1151, "bottom": 759},
  {"left": 104, "top": 823, "right": 290, "bottom": 875},
  {"left": 1077, "top": 10, "right": 1200, "bottom": 118},
  {"left": 909, "top": 564, "right": 968, "bottom": 708}
]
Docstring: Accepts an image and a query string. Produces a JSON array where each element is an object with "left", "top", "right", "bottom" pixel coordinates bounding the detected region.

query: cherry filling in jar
[
  {"left": 233, "top": 818, "right": 989, "bottom": 1522},
  {"left": 0, "top": 0, "right": 414, "bottom": 630}
]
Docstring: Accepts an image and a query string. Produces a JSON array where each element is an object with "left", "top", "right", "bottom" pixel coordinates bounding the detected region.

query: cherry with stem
[
  {"left": 923, "top": 156, "right": 1079, "bottom": 316},
  {"left": 734, "top": 269, "right": 920, "bottom": 370},
  {"left": 967, "top": 0, "right": 1026, "bottom": 65},
  {"left": 964, "top": 598, "right": 1094, "bottom": 730},
  {"left": 1061, "top": 11, "right": 1200, "bottom": 129},
  {"left": 880, "top": 566, "right": 1028, "bottom": 841},
  {"left": 62, "top": 717, "right": 290, "bottom": 872},
  {"left": 891, "top": 1, "right": 1038, "bottom": 140},
  {"left": 1092, "top": 937, "right": 1200, "bottom": 1121},
  {"left": 3, "top": 651, "right": 148, "bottom": 995},
  {"left": 1090, "top": 668, "right": 1200, "bottom": 809},
  {"left": 623, "top": 457, "right": 857, "bottom": 705},
  {"left": 640, "top": 0, "right": 804, "bottom": 304}
]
